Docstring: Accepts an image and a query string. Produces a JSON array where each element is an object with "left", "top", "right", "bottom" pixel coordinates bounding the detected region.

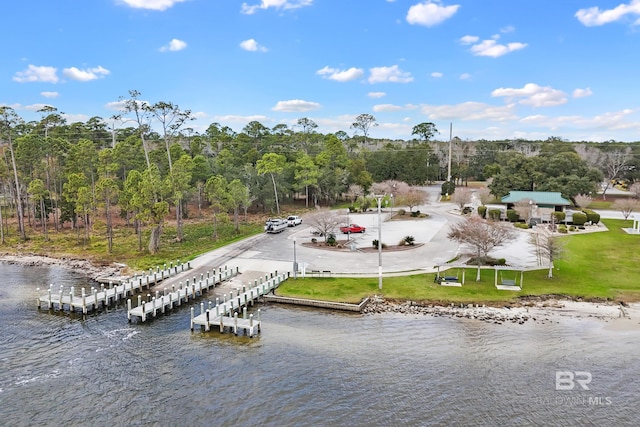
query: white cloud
[
  {"left": 368, "top": 92, "right": 387, "bottom": 98},
  {"left": 41, "top": 91, "right": 59, "bottom": 98},
  {"left": 459, "top": 35, "right": 479, "bottom": 45},
  {"left": 420, "top": 101, "right": 518, "bottom": 121},
  {"left": 368, "top": 65, "right": 413, "bottom": 83},
  {"left": 431, "top": 72, "right": 443, "bottom": 78},
  {"left": 159, "top": 39, "right": 187, "bottom": 52},
  {"left": 272, "top": 99, "right": 321, "bottom": 112},
  {"left": 575, "top": 1, "right": 640, "bottom": 26},
  {"left": 459, "top": 73, "right": 471, "bottom": 80},
  {"left": 406, "top": 1, "right": 460, "bottom": 27},
  {"left": 62, "top": 113, "right": 91, "bottom": 123},
  {"left": 469, "top": 39, "right": 527, "bottom": 57},
  {"left": 316, "top": 66, "right": 364, "bottom": 82},
  {"left": 105, "top": 99, "right": 149, "bottom": 111},
  {"left": 240, "top": 39, "right": 268, "bottom": 52},
  {"left": 492, "top": 83, "right": 568, "bottom": 107},
  {"left": 373, "top": 104, "right": 418, "bottom": 112},
  {"left": 241, "top": 0, "right": 313, "bottom": 15},
  {"left": 213, "top": 114, "right": 270, "bottom": 125},
  {"left": 573, "top": 87, "right": 593, "bottom": 98},
  {"left": 520, "top": 109, "right": 638, "bottom": 133},
  {"left": 117, "top": 0, "right": 188, "bottom": 11},
  {"left": 63, "top": 66, "right": 110, "bottom": 81},
  {"left": 13, "top": 65, "right": 58, "bottom": 83},
  {"left": 24, "top": 103, "right": 55, "bottom": 112},
  {"left": 373, "top": 104, "right": 405, "bottom": 112},
  {"left": 500, "top": 25, "right": 515, "bottom": 33}
]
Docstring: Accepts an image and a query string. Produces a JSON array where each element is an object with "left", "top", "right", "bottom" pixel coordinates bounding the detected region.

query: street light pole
[
  {"left": 293, "top": 237, "right": 297, "bottom": 279},
  {"left": 375, "top": 195, "right": 384, "bottom": 290}
]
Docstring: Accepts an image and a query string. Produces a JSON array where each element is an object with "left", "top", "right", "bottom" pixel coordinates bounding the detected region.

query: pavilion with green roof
[
  {"left": 501, "top": 191, "right": 572, "bottom": 223},
  {"left": 501, "top": 191, "right": 571, "bottom": 210}
]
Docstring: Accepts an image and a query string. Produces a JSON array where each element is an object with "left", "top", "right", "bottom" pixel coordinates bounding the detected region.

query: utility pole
[{"left": 447, "top": 122, "right": 453, "bottom": 182}]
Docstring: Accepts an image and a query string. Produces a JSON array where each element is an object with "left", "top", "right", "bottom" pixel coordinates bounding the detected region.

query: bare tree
[
  {"left": 371, "top": 180, "right": 409, "bottom": 198},
  {"left": 306, "top": 209, "right": 341, "bottom": 242},
  {"left": 453, "top": 187, "right": 473, "bottom": 210},
  {"left": 447, "top": 216, "right": 517, "bottom": 280},
  {"left": 398, "top": 188, "right": 429, "bottom": 212},
  {"left": 574, "top": 193, "right": 592, "bottom": 209},
  {"left": 531, "top": 219, "right": 566, "bottom": 278},
  {"left": 476, "top": 187, "right": 494, "bottom": 205},
  {"left": 612, "top": 198, "right": 639, "bottom": 220},
  {"left": 599, "top": 149, "right": 631, "bottom": 199},
  {"left": 629, "top": 182, "right": 640, "bottom": 199},
  {"left": 513, "top": 199, "right": 534, "bottom": 224},
  {"left": 345, "top": 184, "right": 364, "bottom": 204}
]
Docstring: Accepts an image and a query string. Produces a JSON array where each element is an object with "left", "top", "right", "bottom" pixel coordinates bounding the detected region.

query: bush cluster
[{"left": 477, "top": 205, "right": 487, "bottom": 218}]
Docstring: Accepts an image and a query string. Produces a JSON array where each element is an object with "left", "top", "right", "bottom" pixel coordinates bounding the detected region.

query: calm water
[{"left": 0, "top": 263, "right": 638, "bottom": 427}]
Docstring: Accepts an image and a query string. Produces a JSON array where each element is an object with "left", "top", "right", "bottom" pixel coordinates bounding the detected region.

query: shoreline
[
  {"left": 2, "top": 253, "right": 639, "bottom": 329},
  {"left": 0, "top": 253, "right": 121, "bottom": 281},
  {"left": 363, "top": 297, "right": 640, "bottom": 330}
]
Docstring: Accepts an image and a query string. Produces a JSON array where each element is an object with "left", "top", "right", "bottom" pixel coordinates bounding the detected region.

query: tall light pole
[
  {"left": 346, "top": 208, "right": 350, "bottom": 241},
  {"left": 375, "top": 195, "right": 384, "bottom": 290},
  {"left": 293, "top": 237, "right": 298, "bottom": 279}
]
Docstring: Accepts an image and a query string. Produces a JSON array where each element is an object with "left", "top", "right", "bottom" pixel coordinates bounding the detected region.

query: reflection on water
[{"left": 0, "top": 263, "right": 638, "bottom": 426}]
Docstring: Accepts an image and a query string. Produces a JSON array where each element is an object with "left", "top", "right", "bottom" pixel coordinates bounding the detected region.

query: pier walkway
[
  {"left": 127, "top": 266, "right": 240, "bottom": 322},
  {"left": 190, "top": 271, "right": 288, "bottom": 336},
  {"left": 37, "top": 261, "right": 193, "bottom": 314}
]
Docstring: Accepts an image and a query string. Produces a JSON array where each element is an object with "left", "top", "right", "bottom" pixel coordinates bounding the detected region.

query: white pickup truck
[
  {"left": 265, "top": 218, "right": 288, "bottom": 233},
  {"left": 287, "top": 215, "right": 302, "bottom": 227}
]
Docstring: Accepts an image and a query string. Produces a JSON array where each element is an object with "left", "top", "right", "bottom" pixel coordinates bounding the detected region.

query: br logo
[{"left": 556, "top": 371, "right": 592, "bottom": 390}]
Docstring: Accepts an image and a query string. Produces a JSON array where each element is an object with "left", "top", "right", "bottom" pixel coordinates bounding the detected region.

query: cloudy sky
[{"left": 2, "top": 0, "right": 640, "bottom": 142}]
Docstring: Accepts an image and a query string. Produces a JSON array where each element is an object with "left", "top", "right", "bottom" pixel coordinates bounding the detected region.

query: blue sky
[{"left": 2, "top": 0, "right": 640, "bottom": 142}]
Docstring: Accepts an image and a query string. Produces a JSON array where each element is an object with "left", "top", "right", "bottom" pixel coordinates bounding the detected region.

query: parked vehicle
[
  {"left": 339, "top": 223, "right": 366, "bottom": 234},
  {"left": 287, "top": 215, "right": 302, "bottom": 227},
  {"left": 265, "top": 218, "right": 288, "bottom": 233}
]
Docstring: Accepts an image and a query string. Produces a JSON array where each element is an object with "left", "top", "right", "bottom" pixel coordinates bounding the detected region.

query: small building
[{"left": 501, "top": 191, "right": 572, "bottom": 223}]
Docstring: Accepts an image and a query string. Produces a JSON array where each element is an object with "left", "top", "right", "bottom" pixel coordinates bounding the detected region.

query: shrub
[
  {"left": 441, "top": 181, "right": 455, "bottom": 196},
  {"left": 372, "top": 239, "right": 379, "bottom": 249},
  {"left": 348, "top": 205, "right": 356, "bottom": 213},
  {"left": 462, "top": 206, "right": 473, "bottom": 215},
  {"left": 552, "top": 211, "right": 566, "bottom": 223},
  {"left": 477, "top": 205, "right": 487, "bottom": 219},
  {"left": 515, "top": 222, "right": 529, "bottom": 229},
  {"left": 568, "top": 225, "right": 576, "bottom": 232},
  {"left": 558, "top": 225, "right": 568, "bottom": 233},
  {"left": 327, "top": 233, "right": 337, "bottom": 246},
  {"left": 311, "top": 238, "right": 317, "bottom": 244},
  {"left": 410, "top": 210, "right": 421, "bottom": 217},
  {"left": 488, "top": 209, "right": 502, "bottom": 221},
  {"left": 506, "top": 209, "right": 519, "bottom": 222},
  {"left": 397, "top": 208, "right": 406, "bottom": 216},
  {"left": 400, "top": 235, "right": 415, "bottom": 246},
  {"left": 571, "top": 211, "right": 587, "bottom": 226},
  {"left": 582, "top": 209, "right": 600, "bottom": 224}
]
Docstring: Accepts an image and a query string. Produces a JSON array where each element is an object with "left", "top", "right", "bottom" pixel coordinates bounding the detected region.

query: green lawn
[{"left": 278, "top": 219, "right": 640, "bottom": 304}]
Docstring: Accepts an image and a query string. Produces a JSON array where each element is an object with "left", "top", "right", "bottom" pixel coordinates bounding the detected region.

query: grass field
[{"left": 278, "top": 219, "right": 640, "bottom": 304}]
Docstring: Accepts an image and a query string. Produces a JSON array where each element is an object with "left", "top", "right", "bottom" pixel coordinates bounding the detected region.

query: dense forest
[{"left": 2, "top": 92, "right": 640, "bottom": 255}]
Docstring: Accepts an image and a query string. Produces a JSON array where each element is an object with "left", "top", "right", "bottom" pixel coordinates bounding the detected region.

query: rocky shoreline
[
  {"left": 362, "top": 296, "right": 635, "bottom": 327},
  {"left": 0, "top": 253, "right": 121, "bottom": 281}
]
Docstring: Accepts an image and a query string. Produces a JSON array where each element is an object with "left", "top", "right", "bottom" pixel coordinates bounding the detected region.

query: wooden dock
[
  {"left": 37, "top": 261, "right": 194, "bottom": 314},
  {"left": 190, "top": 271, "right": 288, "bottom": 336},
  {"left": 127, "top": 266, "right": 240, "bottom": 322}
]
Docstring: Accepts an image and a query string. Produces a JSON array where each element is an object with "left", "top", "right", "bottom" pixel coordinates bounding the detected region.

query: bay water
[{"left": 0, "top": 263, "right": 637, "bottom": 426}]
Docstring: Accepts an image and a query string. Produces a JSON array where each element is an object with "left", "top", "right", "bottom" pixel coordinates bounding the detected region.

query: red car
[{"left": 340, "top": 224, "right": 366, "bottom": 234}]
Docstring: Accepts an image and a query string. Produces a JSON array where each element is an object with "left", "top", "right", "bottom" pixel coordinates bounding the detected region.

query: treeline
[{"left": 2, "top": 93, "right": 639, "bottom": 254}]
